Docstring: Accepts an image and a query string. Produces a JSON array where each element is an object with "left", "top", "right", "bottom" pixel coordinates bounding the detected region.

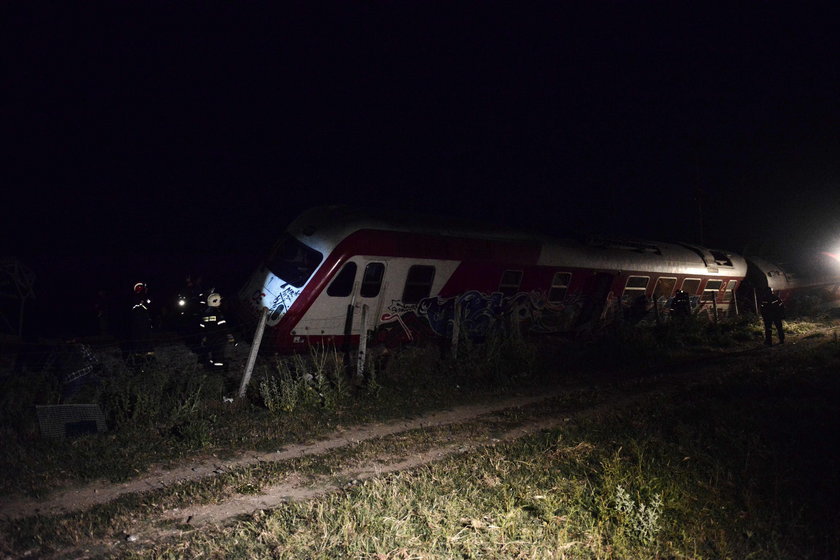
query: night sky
[{"left": 4, "top": 3, "right": 840, "bottom": 317}]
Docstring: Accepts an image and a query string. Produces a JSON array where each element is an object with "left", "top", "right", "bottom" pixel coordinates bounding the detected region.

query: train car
[
  {"left": 738, "top": 256, "right": 800, "bottom": 314},
  {"left": 740, "top": 253, "right": 840, "bottom": 314},
  {"left": 236, "top": 206, "right": 749, "bottom": 353}
]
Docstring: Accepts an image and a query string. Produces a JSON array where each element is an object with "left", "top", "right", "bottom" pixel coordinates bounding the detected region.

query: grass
[
  {"left": 1, "top": 315, "right": 838, "bottom": 558},
  {"left": 104, "top": 339, "right": 838, "bottom": 559},
  {"left": 0, "top": 315, "right": 822, "bottom": 497}
]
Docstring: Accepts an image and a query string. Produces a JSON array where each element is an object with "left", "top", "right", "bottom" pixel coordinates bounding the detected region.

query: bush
[
  {"left": 258, "top": 344, "right": 350, "bottom": 414},
  {"left": 446, "top": 328, "right": 539, "bottom": 386},
  {"left": 97, "top": 359, "right": 222, "bottom": 442},
  {"left": 0, "top": 369, "right": 62, "bottom": 440},
  {"left": 375, "top": 344, "right": 441, "bottom": 383}
]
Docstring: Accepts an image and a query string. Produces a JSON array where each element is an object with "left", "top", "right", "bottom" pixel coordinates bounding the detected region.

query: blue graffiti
[
  {"left": 416, "top": 290, "right": 501, "bottom": 339},
  {"left": 416, "top": 290, "right": 564, "bottom": 339}
]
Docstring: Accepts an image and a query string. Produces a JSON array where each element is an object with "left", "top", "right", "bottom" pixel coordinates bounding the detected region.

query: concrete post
[{"left": 238, "top": 306, "right": 269, "bottom": 399}]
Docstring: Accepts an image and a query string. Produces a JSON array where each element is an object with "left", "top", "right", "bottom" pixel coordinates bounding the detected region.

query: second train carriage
[{"left": 236, "top": 206, "right": 749, "bottom": 353}]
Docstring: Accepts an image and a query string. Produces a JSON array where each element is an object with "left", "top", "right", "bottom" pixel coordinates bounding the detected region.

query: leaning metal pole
[{"left": 238, "top": 306, "right": 269, "bottom": 399}]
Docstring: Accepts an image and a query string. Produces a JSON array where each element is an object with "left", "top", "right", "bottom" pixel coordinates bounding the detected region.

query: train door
[
  {"left": 294, "top": 260, "right": 359, "bottom": 343},
  {"left": 355, "top": 260, "right": 387, "bottom": 337},
  {"left": 576, "top": 272, "right": 615, "bottom": 327},
  {"left": 293, "top": 258, "right": 387, "bottom": 348}
]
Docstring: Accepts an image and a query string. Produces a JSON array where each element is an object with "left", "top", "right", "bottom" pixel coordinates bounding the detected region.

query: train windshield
[{"left": 266, "top": 235, "right": 323, "bottom": 288}]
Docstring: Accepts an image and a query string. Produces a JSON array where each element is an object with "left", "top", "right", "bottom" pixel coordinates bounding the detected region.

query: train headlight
[{"left": 270, "top": 304, "right": 285, "bottom": 322}]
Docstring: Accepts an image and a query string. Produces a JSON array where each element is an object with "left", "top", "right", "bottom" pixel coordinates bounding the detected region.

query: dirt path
[
  {"left": 161, "top": 414, "right": 566, "bottom": 529},
  {"left": 0, "top": 392, "right": 565, "bottom": 521}
]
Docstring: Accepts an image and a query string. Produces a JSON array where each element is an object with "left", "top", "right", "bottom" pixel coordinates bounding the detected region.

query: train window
[
  {"left": 623, "top": 276, "right": 649, "bottom": 294},
  {"left": 327, "top": 262, "right": 357, "bottom": 297},
  {"left": 621, "top": 276, "right": 649, "bottom": 307},
  {"left": 266, "top": 235, "right": 324, "bottom": 288},
  {"left": 549, "top": 272, "right": 571, "bottom": 302},
  {"left": 498, "top": 270, "right": 523, "bottom": 297},
  {"left": 360, "top": 263, "right": 385, "bottom": 298},
  {"left": 709, "top": 250, "right": 733, "bottom": 267},
  {"left": 652, "top": 277, "right": 676, "bottom": 301},
  {"left": 681, "top": 278, "right": 701, "bottom": 295},
  {"left": 702, "top": 279, "right": 723, "bottom": 301},
  {"left": 402, "top": 265, "right": 436, "bottom": 304},
  {"left": 722, "top": 279, "right": 738, "bottom": 302}
]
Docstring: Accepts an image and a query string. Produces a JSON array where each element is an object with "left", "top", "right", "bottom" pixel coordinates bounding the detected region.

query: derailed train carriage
[{"left": 236, "top": 206, "right": 784, "bottom": 353}]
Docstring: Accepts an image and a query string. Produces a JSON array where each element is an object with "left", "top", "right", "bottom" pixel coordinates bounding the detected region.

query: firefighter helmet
[{"left": 207, "top": 292, "right": 222, "bottom": 307}]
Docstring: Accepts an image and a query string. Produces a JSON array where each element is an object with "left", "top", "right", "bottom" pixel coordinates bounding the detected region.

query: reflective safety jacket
[{"left": 199, "top": 306, "right": 229, "bottom": 343}]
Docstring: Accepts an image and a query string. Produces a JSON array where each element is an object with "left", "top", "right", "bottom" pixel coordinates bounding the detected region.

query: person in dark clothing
[
  {"left": 199, "top": 292, "right": 235, "bottom": 371},
  {"left": 128, "top": 281, "right": 155, "bottom": 362},
  {"left": 759, "top": 287, "right": 785, "bottom": 346},
  {"left": 669, "top": 290, "right": 692, "bottom": 320}
]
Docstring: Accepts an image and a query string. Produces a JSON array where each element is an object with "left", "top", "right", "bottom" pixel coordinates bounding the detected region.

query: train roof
[
  {"left": 287, "top": 205, "right": 748, "bottom": 277},
  {"left": 539, "top": 236, "right": 748, "bottom": 277},
  {"left": 287, "top": 205, "right": 543, "bottom": 248}
]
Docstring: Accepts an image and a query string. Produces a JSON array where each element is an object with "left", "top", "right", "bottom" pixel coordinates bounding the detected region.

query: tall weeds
[
  {"left": 447, "top": 328, "right": 540, "bottom": 386},
  {"left": 258, "top": 343, "right": 350, "bottom": 414}
]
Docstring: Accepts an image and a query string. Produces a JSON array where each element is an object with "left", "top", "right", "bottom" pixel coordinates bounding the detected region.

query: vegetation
[
  {"left": 0, "top": 314, "right": 838, "bottom": 558},
  {"left": 151, "top": 351, "right": 839, "bottom": 559}
]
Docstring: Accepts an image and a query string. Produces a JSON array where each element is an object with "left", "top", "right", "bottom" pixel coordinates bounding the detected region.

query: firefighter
[
  {"left": 670, "top": 290, "right": 692, "bottom": 320},
  {"left": 199, "top": 291, "right": 235, "bottom": 371},
  {"left": 128, "top": 281, "right": 155, "bottom": 363},
  {"left": 759, "top": 286, "right": 785, "bottom": 346}
]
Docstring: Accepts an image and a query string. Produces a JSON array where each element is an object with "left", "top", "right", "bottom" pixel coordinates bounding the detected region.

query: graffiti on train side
[
  {"left": 412, "top": 290, "right": 585, "bottom": 340},
  {"left": 372, "top": 288, "right": 728, "bottom": 347}
]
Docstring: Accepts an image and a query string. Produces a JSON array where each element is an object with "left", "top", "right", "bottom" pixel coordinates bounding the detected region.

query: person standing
[
  {"left": 199, "top": 291, "right": 235, "bottom": 371},
  {"left": 759, "top": 287, "right": 785, "bottom": 346},
  {"left": 669, "top": 290, "right": 692, "bottom": 321},
  {"left": 128, "top": 281, "right": 155, "bottom": 363}
]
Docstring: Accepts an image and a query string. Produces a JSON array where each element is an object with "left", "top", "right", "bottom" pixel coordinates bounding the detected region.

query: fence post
[
  {"left": 238, "top": 306, "right": 269, "bottom": 399},
  {"left": 732, "top": 287, "right": 739, "bottom": 316},
  {"left": 451, "top": 300, "right": 461, "bottom": 359},
  {"left": 355, "top": 304, "right": 369, "bottom": 383},
  {"left": 653, "top": 296, "right": 661, "bottom": 325},
  {"left": 712, "top": 295, "right": 718, "bottom": 323}
]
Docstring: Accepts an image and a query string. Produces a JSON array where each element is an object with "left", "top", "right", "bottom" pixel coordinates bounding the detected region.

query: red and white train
[{"left": 235, "top": 205, "right": 837, "bottom": 353}]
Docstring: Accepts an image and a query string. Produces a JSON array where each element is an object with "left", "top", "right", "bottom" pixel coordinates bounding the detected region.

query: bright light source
[
  {"left": 178, "top": 299, "right": 186, "bottom": 306},
  {"left": 821, "top": 251, "right": 840, "bottom": 264},
  {"left": 821, "top": 250, "right": 840, "bottom": 274}
]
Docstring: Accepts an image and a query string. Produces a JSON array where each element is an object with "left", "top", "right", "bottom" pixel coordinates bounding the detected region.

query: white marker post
[{"left": 355, "top": 304, "right": 368, "bottom": 383}]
